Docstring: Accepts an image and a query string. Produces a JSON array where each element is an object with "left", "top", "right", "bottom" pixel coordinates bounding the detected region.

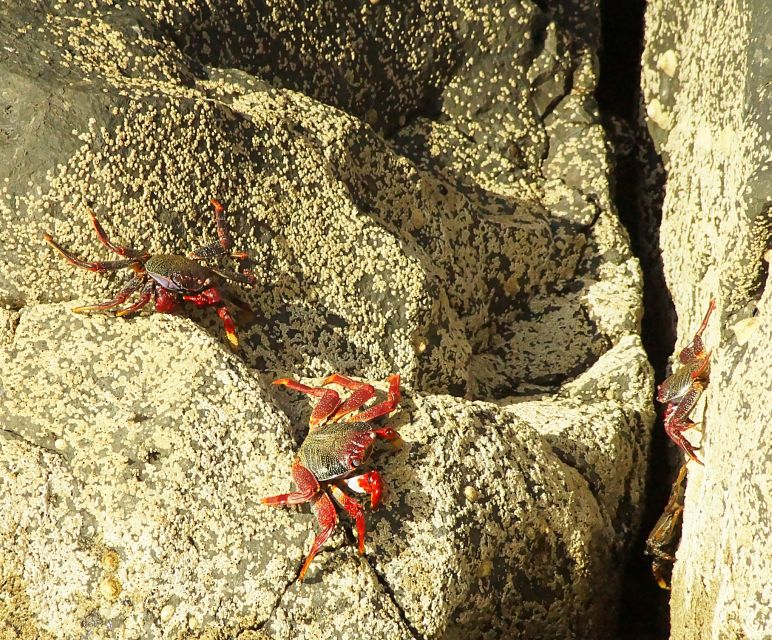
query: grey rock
[
  {"left": 642, "top": 0, "right": 772, "bottom": 638},
  {"left": 0, "top": 0, "right": 653, "bottom": 638}
]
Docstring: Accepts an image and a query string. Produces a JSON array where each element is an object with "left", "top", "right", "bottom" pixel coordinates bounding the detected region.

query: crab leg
[
  {"left": 189, "top": 199, "right": 250, "bottom": 261},
  {"left": 322, "top": 374, "right": 377, "bottom": 423},
  {"left": 69, "top": 275, "right": 146, "bottom": 313},
  {"left": 272, "top": 379, "right": 342, "bottom": 428},
  {"left": 347, "top": 374, "right": 401, "bottom": 423},
  {"left": 86, "top": 206, "right": 147, "bottom": 259},
  {"left": 663, "top": 385, "right": 705, "bottom": 464},
  {"left": 210, "top": 265, "right": 257, "bottom": 286},
  {"left": 261, "top": 462, "right": 337, "bottom": 581},
  {"left": 114, "top": 282, "right": 155, "bottom": 317},
  {"left": 329, "top": 485, "right": 367, "bottom": 554},
  {"left": 44, "top": 233, "right": 137, "bottom": 272},
  {"left": 299, "top": 492, "right": 338, "bottom": 581},
  {"left": 678, "top": 298, "right": 716, "bottom": 363},
  {"left": 261, "top": 460, "right": 321, "bottom": 506},
  {"left": 182, "top": 287, "right": 240, "bottom": 351}
]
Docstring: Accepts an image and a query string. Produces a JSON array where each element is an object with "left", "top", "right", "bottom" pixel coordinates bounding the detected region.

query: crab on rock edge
[
  {"left": 657, "top": 298, "right": 716, "bottom": 464},
  {"left": 44, "top": 199, "right": 256, "bottom": 351},
  {"left": 262, "top": 373, "right": 402, "bottom": 581}
]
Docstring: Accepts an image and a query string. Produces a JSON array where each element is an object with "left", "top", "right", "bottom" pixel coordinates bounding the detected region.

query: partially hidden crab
[
  {"left": 262, "top": 373, "right": 402, "bottom": 581},
  {"left": 657, "top": 298, "right": 716, "bottom": 464},
  {"left": 645, "top": 462, "right": 688, "bottom": 590},
  {"left": 44, "top": 199, "right": 256, "bottom": 351}
]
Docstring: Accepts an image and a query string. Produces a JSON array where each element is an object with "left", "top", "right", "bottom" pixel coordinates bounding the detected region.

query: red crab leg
[
  {"left": 86, "top": 206, "right": 147, "bottom": 259},
  {"left": 665, "top": 417, "right": 703, "bottom": 465},
  {"left": 261, "top": 460, "right": 321, "bottom": 506},
  {"left": 211, "top": 198, "right": 235, "bottom": 254},
  {"left": 70, "top": 275, "right": 145, "bottom": 313},
  {"left": 322, "top": 374, "right": 377, "bottom": 423},
  {"left": 272, "top": 379, "right": 342, "bottom": 428},
  {"left": 679, "top": 298, "right": 716, "bottom": 363},
  {"left": 665, "top": 382, "right": 704, "bottom": 431},
  {"left": 261, "top": 462, "right": 334, "bottom": 582},
  {"left": 329, "top": 484, "right": 367, "bottom": 555},
  {"left": 663, "top": 399, "right": 704, "bottom": 465},
  {"left": 189, "top": 199, "right": 250, "bottom": 261},
  {"left": 342, "top": 470, "right": 384, "bottom": 509},
  {"left": 347, "top": 374, "right": 401, "bottom": 423},
  {"left": 182, "top": 287, "right": 240, "bottom": 351},
  {"left": 114, "top": 282, "right": 155, "bottom": 317},
  {"left": 44, "top": 233, "right": 137, "bottom": 272},
  {"left": 299, "top": 492, "right": 338, "bottom": 581}
]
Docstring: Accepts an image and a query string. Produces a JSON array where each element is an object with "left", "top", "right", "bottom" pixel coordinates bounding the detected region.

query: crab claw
[{"left": 345, "top": 470, "right": 384, "bottom": 509}]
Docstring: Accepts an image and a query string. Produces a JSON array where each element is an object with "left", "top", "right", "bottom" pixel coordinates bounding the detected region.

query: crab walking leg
[
  {"left": 182, "top": 287, "right": 240, "bottom": 351},
  {"left": 86, "top": 206, "right": 147, "bottom": 259},
  {"left": 322, "top": 374, "right": 377, "bottom": 423},
  {"left": 678, "top": 298, "right": 716, "bottom": 363},
  {"left": 43, "top": 233, "right": 137, "bottom": 272},
  {"left": 664, "top": 383, "right": 704, "bottom": 434},
  {"left": 261, "top": 460, "right": 321, "bottom": 506},
  {"left": 261, "top": 462, "right": 335, "bottom": 581},
  {"left": 189, "top": 199, "right": 249, "bottom": 261},
  {"left": 299, "top": 492, "right": 339, "bottom": 581},
  {"left": 114, "top": 282, "right": 156, "bottom": 317},
  {"left": 347, "top": 374, "right": 401, "bottom": 423},
  {"left": 210, "top": 265, "right": 257, "bottom": 286},
  {"left": 211, "top": 198, "right": 236, "bottom": 254},
  {"left": 665, "top": 419, "right": 702, "bottom": 465},
  {"left": 329, "top": 485, "right": 367, "bottom": 555},
  {"left": 664, "top": 387, "right": 705, "bottom": 465},
  {"left": 272, "top": 379, "right": 342, "bottom": 428},
  {"left": 70, "top": 275, "right": 145, "bottom": 313}
]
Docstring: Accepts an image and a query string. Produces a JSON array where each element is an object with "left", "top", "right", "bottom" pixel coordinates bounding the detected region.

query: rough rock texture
[
  {"left": 642, "top": 1, "right": 772, "bottom": 638},
  {"left": 1, "top": 1, "right": 653, "bottom": 638}
]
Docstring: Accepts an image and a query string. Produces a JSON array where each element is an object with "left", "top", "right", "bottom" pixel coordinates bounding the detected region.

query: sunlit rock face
[
  {"left": 0, "top": 1, "right": 653, "bottom": 638},
  {"left": 642, "top": 1, "right": 772, "bottom": 639}
]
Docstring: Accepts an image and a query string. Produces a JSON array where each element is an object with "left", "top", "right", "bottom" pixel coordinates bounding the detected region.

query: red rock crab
[
  {"left": 44, "top": 199, "right": 256, "bottom": 351},
  {"left": 263, "top": 373, "right": 402, "bottom": 581},
  {"left": 657, "top": 298, "right": 716, "bottom": 464}
]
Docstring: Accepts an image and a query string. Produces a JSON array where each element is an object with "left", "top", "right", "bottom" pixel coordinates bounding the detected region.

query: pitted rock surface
[
  {"left": 642, "top": 1, "right": 772, "bottom": 638},
  {"left": 1, "top": 1, "right": 653, "bottom": 638}
]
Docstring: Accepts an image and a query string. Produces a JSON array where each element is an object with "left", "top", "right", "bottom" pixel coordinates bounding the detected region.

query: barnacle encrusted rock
[
  {"left": 1, "top": 1, "right": 653, "bottom": 638},
  {"left": 642, "top": 1, "right": 772, "bottom": 638}
]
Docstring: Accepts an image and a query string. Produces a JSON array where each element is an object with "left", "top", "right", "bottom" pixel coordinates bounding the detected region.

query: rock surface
[
  {"left": 1, "top": 1, "right": 653, "bottom": 638},
  {"left": 642, "top": 0, "right": 772, "bottom": 638}
]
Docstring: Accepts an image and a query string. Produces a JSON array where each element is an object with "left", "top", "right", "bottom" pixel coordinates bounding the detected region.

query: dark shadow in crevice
[{"left": 596, "top": 1, "right": 677, "bottom": 639}]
